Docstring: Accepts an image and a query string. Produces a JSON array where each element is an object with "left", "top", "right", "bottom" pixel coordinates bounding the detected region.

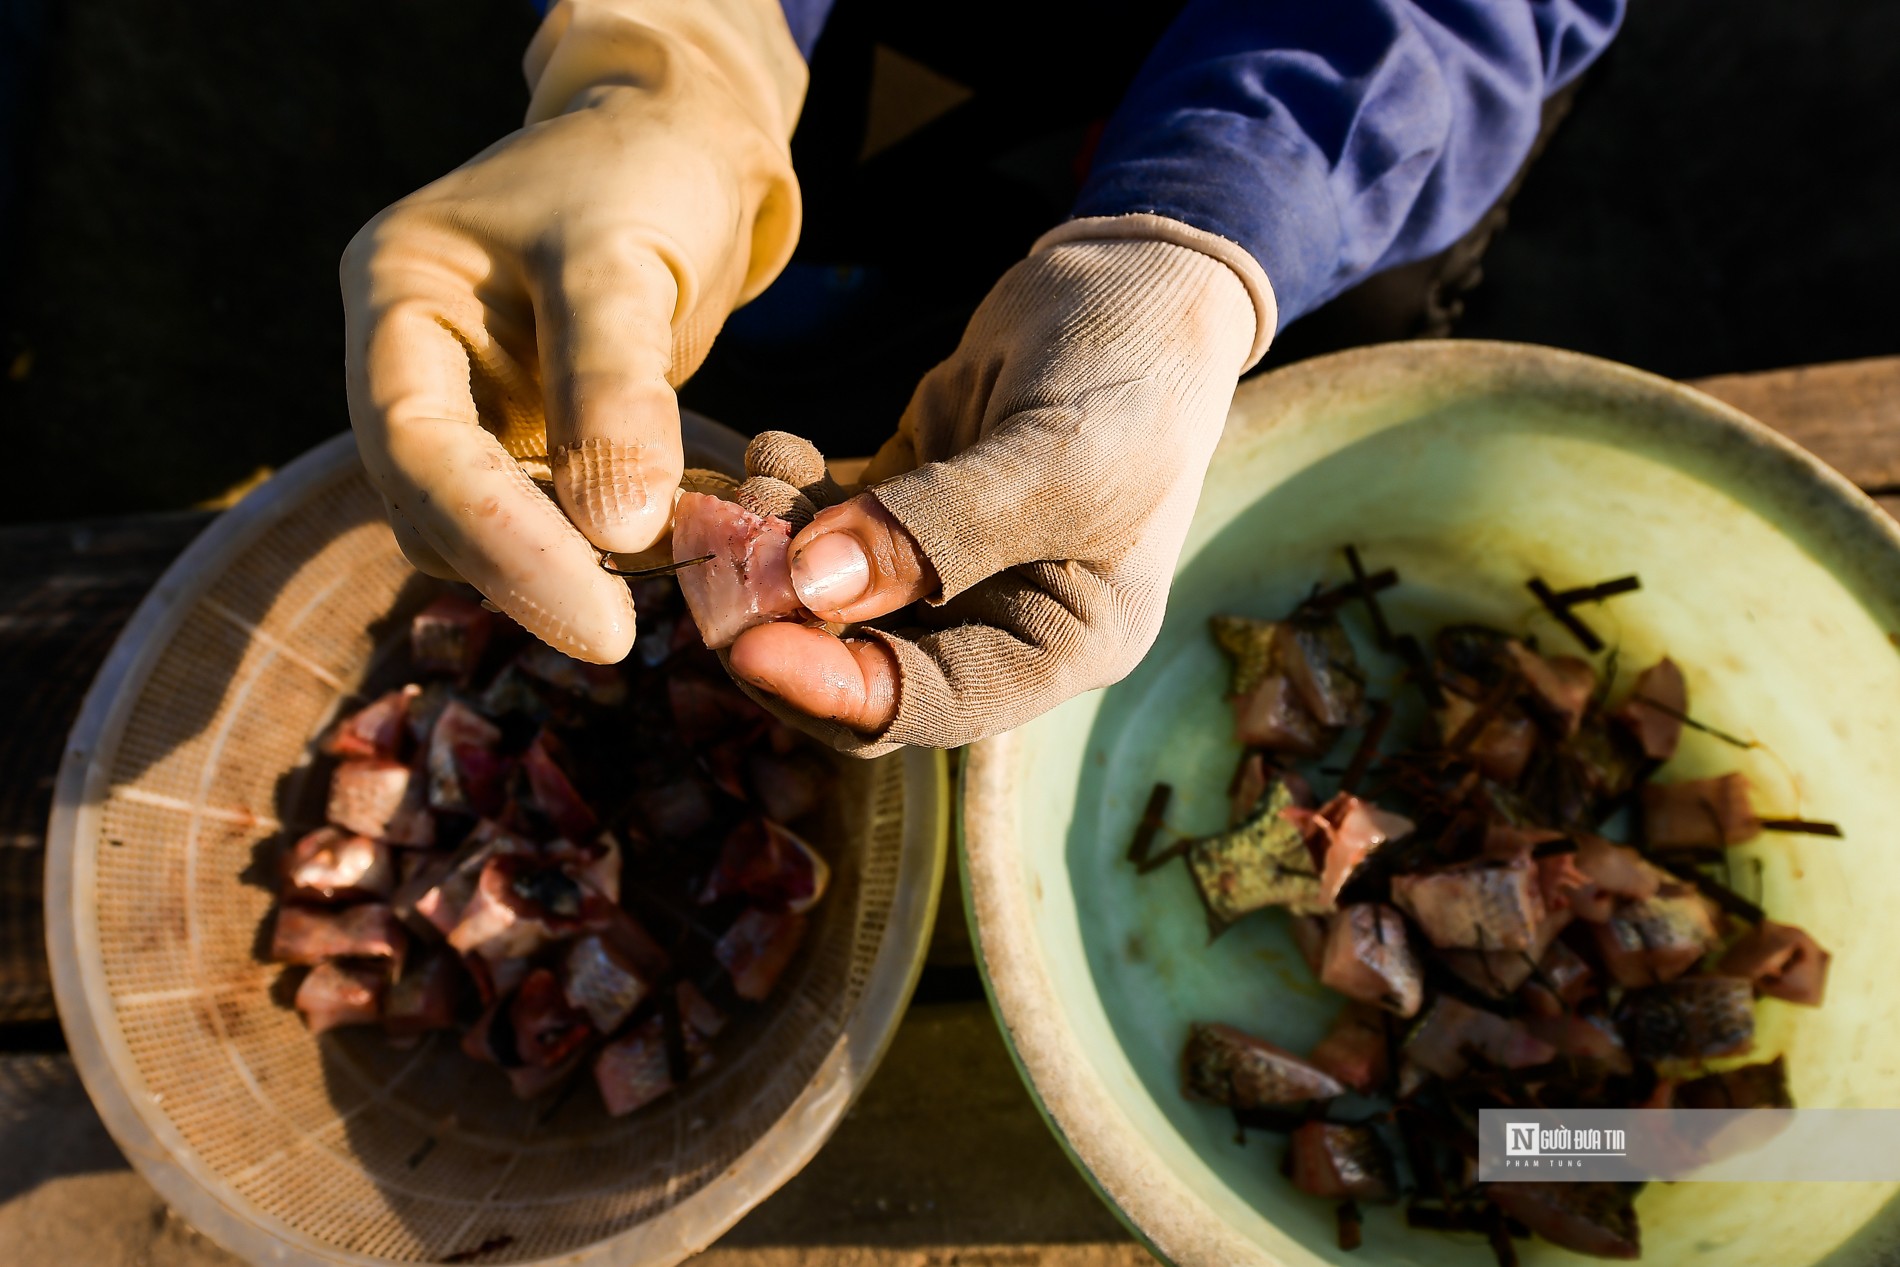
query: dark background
[{"left": 0, "top": 0, "right": 1895, "bottom": 521}]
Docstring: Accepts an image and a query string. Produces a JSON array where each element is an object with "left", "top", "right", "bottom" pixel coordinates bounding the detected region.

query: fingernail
[{"left": 791, "top": 531, "right": 871, "bottom": 610}]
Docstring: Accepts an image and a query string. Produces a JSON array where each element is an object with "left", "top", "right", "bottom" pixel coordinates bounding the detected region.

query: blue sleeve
[
  {"left": 526, "top": 0, "right": 834, "bottom": 60},
  {"left": 1071, "top": 0, "right": 1625, "bottom": 329}
]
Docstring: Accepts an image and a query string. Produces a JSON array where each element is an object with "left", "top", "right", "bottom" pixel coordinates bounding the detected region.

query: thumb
[
  {"left": 785, "top": 495, "right": 940, "bottom": 624},
  {"left": 536, "top": 253, "right": 687, "bottom": 554}
]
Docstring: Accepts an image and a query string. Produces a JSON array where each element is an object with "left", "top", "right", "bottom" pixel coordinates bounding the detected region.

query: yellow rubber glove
[{"left": 342, "top": 0, "right": 804, "bottom": 663}]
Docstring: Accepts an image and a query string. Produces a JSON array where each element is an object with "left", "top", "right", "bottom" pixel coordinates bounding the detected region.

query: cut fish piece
[
  {"left": 699, "top": 819, "right": 831, "bottom": 914},
  {"left": 1617, "top": 976, "right": 1755, "bottom": 1063},
  {"left": 322, "top": 686, "right": 418, "bottom": 761},
  {"left": 282, "top": 826, "right": 393, "bottom": 903},
  {"left": 1403, "top": 996, "right": 1557, "bottom": 1083},
  {"left": 1643, "top": 773, "right": 1760, "bottom": 847},
  {"left": 1505, "top": 640, "right": 1596, "bottom": 737},
  {"left": 714, "top": 908, "right": 807, "bottom": 1001},
  {"left": 447, "top": 855, "right": 612, "bottom": 963},
  {"left": 1318, "top": 904, "right": 1423, "bottom": 1017},
  {"left": 1483, "top": 1183, "right": 1640, "bottom": 1260},
  {"left": 295, "top": 960, "right": 388, "bottom": 1034},
  {"left": 1305, "top": 794, "right": 1413, "bottom": 905},
  {"left": 521, "top": 728, "right": 597, "bottom": 841},
  {"left": 327, "top": 759, "right": 432, "bottom": 845},
  {"left": 1717, "top": 920, "right": 1830, "bottom": 1006},
  {"left": 1391, "top": 856, "right": 1546, "bottom": 951},
  {"left": 1182, "top": 1022, "right": 1345, "bottom": 1107},
  {"left": 1188, "top": 778, "right": 1328, "bottom": 925},
  {"left": 1592, "top": 885, "right": 1720, "bottom": 987},
  {"left": 270, "top": 904, "right": 407, "bottom": 965},
  {"left": 425, "top": 699, "right": 508, "bottom": 816},
  {"left": 672, "top": 492, "right": 805, "bottom": 649},
  {"left": 1308, "top": 1002, "right": 1390, "bottom": 1094},
  {"left": 1616, "top": 657, "right": 1687, "bottom": 760},
  {"left": 1289, "top": 1122, "right": 1398, "bottom": 1203},
  {"left": 510, "top": 968, "right": 593, "bottom": 1068},
  {"left": 383, "top": 950, "right": 462, "bottom": 1039},
  {"left": 410, "top": 593, "right": 495, "bottom": 678},
  {"left": 562, "top": 932, "right": 657, "bottom": 1033}
]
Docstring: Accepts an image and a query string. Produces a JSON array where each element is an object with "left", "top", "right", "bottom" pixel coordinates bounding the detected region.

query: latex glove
[
  {"left": 342, "top": 0, "right": 804, "bottom": 663},
  {"left": 727, "top": 214, "right": 1278, "bottom": 754}
]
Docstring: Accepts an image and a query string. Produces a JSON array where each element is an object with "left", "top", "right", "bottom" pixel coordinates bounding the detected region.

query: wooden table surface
[{"left": 0, "top": 354, "right": 1894, "bottom": 1266}]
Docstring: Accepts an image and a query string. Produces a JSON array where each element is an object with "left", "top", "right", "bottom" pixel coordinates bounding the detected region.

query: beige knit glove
[
  {"left": 342, "top": 0, "right": 804, "bottom": 663},
  {"left": 726, "top": 214, "right": 1277, "bottom": 755}
]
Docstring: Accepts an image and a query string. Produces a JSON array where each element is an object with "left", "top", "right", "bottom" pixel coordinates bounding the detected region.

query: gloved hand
[
  {"left": 342, "top": 0, "right": 804, "bottom": 664},
  {"left": 726, "top": 214, "right": 1278, "bottom": 755}
]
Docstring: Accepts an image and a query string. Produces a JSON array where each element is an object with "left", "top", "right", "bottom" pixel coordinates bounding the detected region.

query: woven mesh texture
[{"left": 82, "top": 462, "right": 909, "bottom": 1263}]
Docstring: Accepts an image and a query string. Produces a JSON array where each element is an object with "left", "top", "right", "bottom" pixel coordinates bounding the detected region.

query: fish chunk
[
  {"left": 714, "top": 908, "right": 807, "bottom": 1001},
  {"left": 295, "top": 960, "right": 388, "bottom": 1034},
  {"left": 1643, "top": 773, "right": 1759, "bottom": 847},
  {"left": 448, "top": 856, "right": 612, "bottom": 963},
  {"left": 410, "top": 593, "right": 495, "bottom": 678},
  {"left": 548, "top": 832, "right": 622, "bottom": 903},
  {"left": 1593, "top": 885, "right": 1720, "bottom": 987},
  {"left": 271, "top": 903, "right": 407, "bottom": 965},
  {"left": 1617, "top": 976, "right": 1754, "bottom": 1063},
  {"left": 1675, "top": 1056, "right": 1791, "bottom": 1109},
  {"left": 562, "top": 932, "right": 657, "bottom": 1033},
  {"left": 1616, "top": 657, "right": 1686, "bottom": 760},
  {"left": 425, "top": 699, "right": 508, "bottom": 816},
  {"left": 322, "top": 685, "right": 418, "bottom": 761},
  {"left": 1519, "top": 938, "right": 1596, "bottom": 1018},
  {"left": 1182, "top": 1022, "right": 1345, "bottom": 1107},
  {"left": 1303, "top": 794, "right": 1413, "bottom": 905},
  {"left": 1391, "top": 856, "right": 1546, "bottom": 951},
  {"left": 699, "top": 819, "right": 831, "bottom": 914},
  {"left": 1544, "top": 834, "right": 1663, "bottom": 922},
  {"left": 1308, "top": 1002, "right": 1390, "bottom": 1094},
  {"left": 1438, "top": 907, "right": 1574, "bottom": 1000},
  {"left": 327, "top": 759, "right": 433, "bottom": 845},
  {"left": 673, "top": 492, "right": 805, "bottom": 649},
  {"left": 1318, "top": 904, "right": 1423, "bottom": 1017},
  {"left": 392, "top": 820, "right": 533, "bottom": 938},
  {"left": 1484, "top": 1183, "right": 1640, "bottom": 1260},
  {"left": 1436, "top": 692, "right": 1537, "bottom": 784},
  {"left": 594, "top": 1016, "right": 712, "bottom": 1116},
  {"left": 282, "top": 827, "right": 394, "bottom": 903},
  {"left": 516, "top": 643, "right": 628, "bottom": 706},
  {"left": 1506, "top": 640, "right": 1596, "bottom": 737},
  {"left": 1402, "top": 996, "right": 1557, "bottom": 1084},
  {"left": 747, "top": 749, "right": 833, "bottom": 823},
  {"left": 1231, "top": 674, "right": 1329, "bottom": 755},
  {"left": 511, "top": 968, "right": 593, "bottom": 1068},
  {"left": 383, "top": 950, "right": 462, "bottom": 1039},
  {"left": 521, "top": 728, "right": 597, "bottom": 841},
  {"left": 1289, "top": 1122, "right": 1398, "bottom": 1203},
  {"left": 1277, "top": 615, "right": 1367, "bottom": 729},
  {"left": 1525, "top": 1013, "right": 1633, "bottom": 1076},
  {"left": 1717, "top": 920, "right": 1830, "bottom": 1006},
  {"left": 1188, "top": 778, "right": 1328, "bottom": 925}
]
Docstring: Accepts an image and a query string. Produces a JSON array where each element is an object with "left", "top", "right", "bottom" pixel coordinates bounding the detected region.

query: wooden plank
[
  {"left": 1691, "top": 356, "right": 1900, "bottom": 491},
  {"left": 0, "top": 1010, "right": 1142, "bottom": 1265}
]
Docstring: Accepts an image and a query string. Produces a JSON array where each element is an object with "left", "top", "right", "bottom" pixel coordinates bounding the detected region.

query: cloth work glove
[
  {"left": 342, "top": 0, "right": 805, "bottom": 664},
  {"left": 727, "top": 213, "right": 1277, "bottom": 755}
]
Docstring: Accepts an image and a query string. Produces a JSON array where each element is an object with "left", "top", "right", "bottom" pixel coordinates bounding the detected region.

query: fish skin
[
  {"left": 1402, "top": 996, "right": 1557, "bottom": 1083},
  {"left": 327, "top": 758, "right": 428, "bottom": 842},
  {"left": 1231, "top": 673, "right": 1328, "bottom": 754},
  {"left": 1391, "top": 855, "right": 1546, "bottom": 951},
  {"left": 562, "top": 932, "right": 654, "bottom": 1033},
  {"left": 1319, "top": 904, "right": 1423, "bottom": 1017},
  {"left": 1182, "top": 1022, "right": 1346, "bottom": 1107},
  {"left": 1188, "top": 779, "right": 1329, "bottom": 925},
  {"left": 425, "top": 699, "right": 507, "bottom": 816},
  {"left": 672, "top": 492, "right": 804, "bottom": 649},
  {"left": 1617, "top": 976, "right": 1755, "bottom": 1063},
  {"left": 1483, "top": 1182, "right": 1641, "bottom": 1260},
  {"left": 1277, "top": 616, "right": 1367, "bottom": 730},
  {"left": 700, "top": 819, "right": 831, "bottom": 915}
]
